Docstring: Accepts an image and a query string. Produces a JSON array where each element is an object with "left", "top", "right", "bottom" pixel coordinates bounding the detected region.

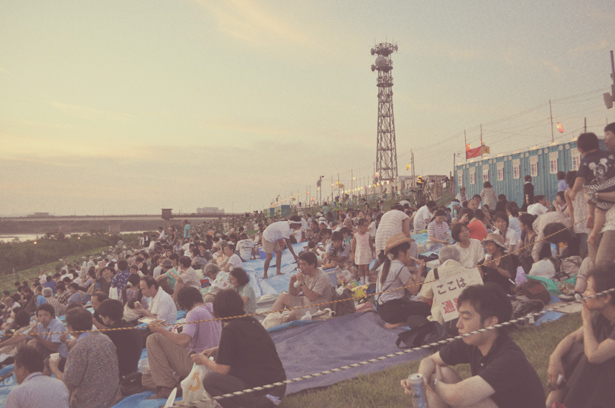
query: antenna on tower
[{"left": 371, "top": 41, "right": 399, "bottom": 183}]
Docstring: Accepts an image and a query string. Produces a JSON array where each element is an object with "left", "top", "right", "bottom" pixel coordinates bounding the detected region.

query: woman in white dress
[
  {"left": 493, "top": 211, "right": 519, "bottom": 253},
  {"left": 451, "top": 223, "right": 485, "bottom": 269}
]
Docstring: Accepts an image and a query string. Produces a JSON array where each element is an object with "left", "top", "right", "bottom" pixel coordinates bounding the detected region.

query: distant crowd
[{"left": 1, "top": 124, "right": 614, "bottom": 408}]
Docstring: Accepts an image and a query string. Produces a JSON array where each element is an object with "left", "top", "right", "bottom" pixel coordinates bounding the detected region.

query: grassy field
[
  {"left": 280, "top": 313, "right": 581, "bottom": 408},
  {"left": 0, "top": 232, "right": 140, "bottom": 293},
  {"left": 0, "top": 245, "right": 114, "bottom": 293}
]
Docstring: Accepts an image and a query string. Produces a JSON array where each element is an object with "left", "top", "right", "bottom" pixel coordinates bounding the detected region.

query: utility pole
[
  {"left": 410, "top": 149, "right": 416, "bottom": 188},
  {"left": 453, "top": 152, "right": 456, "bottom": 186},
  {"left": 479, "top": 124, "right": 484, "bottom": 158},
  {"left": 549, "top": 100, "right": 554, "bottom": 142},
  {"left": 584, "top": 117, "right": 587, "bottom": 133},
  {"left": 464, "top": 130, "right": 467, "bottom": 160},
  {"left": 604, "top": 50, "right": 615, "bottom": 109}
]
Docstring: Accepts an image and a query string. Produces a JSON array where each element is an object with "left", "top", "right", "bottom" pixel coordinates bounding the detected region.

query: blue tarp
[{"left": 270, "top": 310, "right": 429, "bottom": 395}]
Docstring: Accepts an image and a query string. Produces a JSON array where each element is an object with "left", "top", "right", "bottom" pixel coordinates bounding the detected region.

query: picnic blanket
[{"left": 270, "top": 310, "right": 429, "bottom": 395}]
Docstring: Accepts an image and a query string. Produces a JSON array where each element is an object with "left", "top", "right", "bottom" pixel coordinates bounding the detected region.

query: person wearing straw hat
[
  {"left": 375, "top": 233, "right": 430, "bottom": 329},
  {"left": 477, "top": 233, "right": 517, "bottom": 294}
]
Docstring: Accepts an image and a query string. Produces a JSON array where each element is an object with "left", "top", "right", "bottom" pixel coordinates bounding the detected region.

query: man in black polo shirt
[
  {"left": 401, "top": 283, "right": 544, "bottom": 408},
  {"left": 98, "top": 299, "right": 143, "bottom": 378}
]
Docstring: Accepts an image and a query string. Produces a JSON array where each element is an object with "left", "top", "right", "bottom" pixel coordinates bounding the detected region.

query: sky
[{"left": 1, "top": 0, "right": 614, "bottom": 216}]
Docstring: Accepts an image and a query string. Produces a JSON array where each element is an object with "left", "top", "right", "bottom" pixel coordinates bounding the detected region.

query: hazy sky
[{"left": 1, "top": 0, "right": 614, "bottom": 215}]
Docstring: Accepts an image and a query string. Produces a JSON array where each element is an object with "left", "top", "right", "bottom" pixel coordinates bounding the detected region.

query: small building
[
  {"left": 454, "top": 137, "right": 605, "bottom": 206},
  {"left": 268, "top": 205, "right": 291, "bottom": 218},
  {"left": 196, "top": 207, "right": 224, "bottom": 215}
]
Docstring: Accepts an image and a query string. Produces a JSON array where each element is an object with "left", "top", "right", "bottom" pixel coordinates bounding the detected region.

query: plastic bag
[
  {"left": 528, "top": 258, "right": 556, "bottom": 279},
  {"left": 515, "top": 266, "right": 528, "bottom": 286},
  {"left": 109, "top": 287, "right": 119, "bottom": 300},
  {"left": 180, "top": 363, "right": 213, "bottom": 403}
]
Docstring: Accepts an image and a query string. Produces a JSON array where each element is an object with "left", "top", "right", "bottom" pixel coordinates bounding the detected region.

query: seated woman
[
  {"left": 457, "top": 208, "right": 486, "bottom": 242},
  {"left": 203, "top": 263, "right": 231, "bottom": 304},
  {"left": 120, "top": 273, "right": 148, "bottom": 307},
  {"left": 516, "top": 213, "right": 537, "bottom": 274},
  {"left": 547, "top": 265, "right": 615, "bottom": 408},
  {"left": 493, "top": 211, "right": 518, "bottom": 253},
  {"left": 469, "top": 208, "right": 489, "bottom": 241},
  {"left": 426, "top": 209, "right": 450, "bottom": 250},
  {"left": 229, "top": 268, "right": 256, "bottom": 315},
  {"left": 451, "top": 223, "right": 485, "bottom": 269},
  {"left": 478, "top": 233, "right": 517, "bottom": 294},
  {"left": 506, "top": 201, "right": 522, "bottom": 239},
  {"left": 194, "top": 289, "right": 286, "bottom": 408},
  {"left": 375, "top": 233, "right": 430, "bottom": 329}
]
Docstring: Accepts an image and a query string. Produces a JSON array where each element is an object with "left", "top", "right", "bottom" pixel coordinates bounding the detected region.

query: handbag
[
  {"left": 514, "top": 279, "right": 551, "bottom": 305},
  {"left": 120, "top": 372, "right": 144, "bottom": 396},
  {"left": 396, "top": 316, "right": 448, "bottom": 349}
]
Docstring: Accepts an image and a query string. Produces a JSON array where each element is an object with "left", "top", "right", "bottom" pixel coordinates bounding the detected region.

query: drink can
[{"left": 408, "top": 373, "right": 429, "bottom": 408}]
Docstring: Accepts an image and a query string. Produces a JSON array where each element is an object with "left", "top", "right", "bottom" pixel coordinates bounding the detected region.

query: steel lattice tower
[{"left": 371, "top": 42, "right": 398, "bottom": 182}]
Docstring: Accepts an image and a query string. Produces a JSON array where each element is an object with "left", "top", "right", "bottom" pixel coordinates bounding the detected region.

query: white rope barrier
[{"left": 170, "top": 287, "right": 615, "bottom": 407}]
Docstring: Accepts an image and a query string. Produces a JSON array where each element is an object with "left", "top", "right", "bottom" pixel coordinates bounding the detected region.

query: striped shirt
[
  {"left": 427, "top": 220, "right": 449, "bottom": 241},
  {"left": 375, "top": 210, "right": 409, "bottom": 253}
]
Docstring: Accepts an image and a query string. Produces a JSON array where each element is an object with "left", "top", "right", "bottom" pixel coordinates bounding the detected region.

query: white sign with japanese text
[{"left": 434, "top": 273, "right": 482, "bottom": 322}]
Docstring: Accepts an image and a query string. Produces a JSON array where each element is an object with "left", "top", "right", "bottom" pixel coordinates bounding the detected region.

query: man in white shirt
[
  {"left": 413, "top": 201, "right": 438, "bottom": 231},
  {"left": 38, "top": 269, "right": 47, "bottom": 286},
  {"left": 6, "top": 345, "right": 69, "bottom": 408},
  {"left": 270, "top": 251, "right": 334, "bottom": 320},
  {"left": 419, "top": 246, "right": 483, "bottom": 327},
  {"left": 176, "top": 256, "right": 201, "bottom": 290},
  {"left": 221, "top": 244, "right": 243, "bottom": 272},
  {"left": 136, "top": 276, "right": 177, "bottom": 328},
  {"left": 236, "top": 233, "right": 256, "bottom": 261},
  {"left": 531, "top": 211, "right": 571, "bottom": 262},
  {"left": 261, "top": 216, "right": 303, "bottom": 279},
  {"left": 2, "top": 304, "right": 69, "bottom": 368},
  {"left": 527, "top": 195, "right": 549, "bottom": 216}
]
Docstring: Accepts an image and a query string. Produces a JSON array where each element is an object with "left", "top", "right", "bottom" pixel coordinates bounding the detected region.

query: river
[{"left": 0, "top": 231, "right": 145, "bottom": 243}]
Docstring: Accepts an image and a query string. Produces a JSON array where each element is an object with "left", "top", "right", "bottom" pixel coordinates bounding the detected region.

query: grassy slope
[
  {"left": 281, "top": 313, "right": 581, "bottom": 408},
  {"left": 0, "top": 246, "right": 113, "bottom": 293},
  {"left": 0, "top": 233, "right": 139, "bottom": 293}
]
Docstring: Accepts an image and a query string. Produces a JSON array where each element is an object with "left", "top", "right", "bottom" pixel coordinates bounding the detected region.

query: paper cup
[{"left": 50, "top": 353, "right": 60, "bottom": 362}]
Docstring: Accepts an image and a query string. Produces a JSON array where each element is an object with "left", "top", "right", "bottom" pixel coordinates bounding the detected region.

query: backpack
[
  {"left": 332, "top": 288, "right": 356, "bottom": 317},
  {"left": 396, "top": 316, "right": 449, "bottom": 349},
  {"left": 120, "top": 372, "right": 144, "bottom": 396},
  {"left": 514, "top": 279, "right": 550, "bottom": 305}
]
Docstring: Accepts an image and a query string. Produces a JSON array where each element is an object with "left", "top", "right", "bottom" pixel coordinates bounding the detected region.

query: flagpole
[{"left": 464, "top": 130, "right": 467, "bottom": 160}]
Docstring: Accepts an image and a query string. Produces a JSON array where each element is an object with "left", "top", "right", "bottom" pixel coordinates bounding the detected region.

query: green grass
[
  {"left": 280, "top": 313, "right": 581, "bottom": 408},
  {"left": 0, "top": 232, "right": 140, "bottom": 293},
  {"left": 0, "top": 245, "right": 114, "bottom": 293}
]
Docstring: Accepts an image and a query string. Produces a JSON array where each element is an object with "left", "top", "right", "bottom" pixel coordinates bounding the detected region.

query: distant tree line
[{"left": 0, "top": 233, "right": 138, "bottom": 276}]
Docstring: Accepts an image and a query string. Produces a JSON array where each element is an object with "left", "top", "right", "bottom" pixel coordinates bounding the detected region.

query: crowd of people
[{"left": 0, "top": 124, "right": 613, "bottom": 408}]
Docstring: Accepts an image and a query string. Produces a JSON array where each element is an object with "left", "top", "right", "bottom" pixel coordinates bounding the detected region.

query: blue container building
[{"left": 454, "top": 138, "right": 606, "bottom": 207}]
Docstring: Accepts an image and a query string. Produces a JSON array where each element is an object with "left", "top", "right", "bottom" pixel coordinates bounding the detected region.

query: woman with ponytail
[{"left": 375, "top": 233, "right": 430, "bottom": 329}]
